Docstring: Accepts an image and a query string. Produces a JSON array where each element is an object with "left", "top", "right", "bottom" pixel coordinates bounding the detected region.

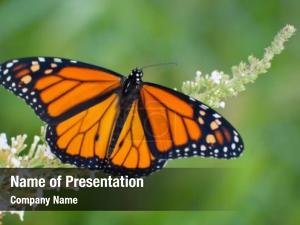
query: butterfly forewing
[
  {"left": 0, "top": 57, "right": 123, "bottom": 123},
  {"left": 139, "top": 83, "right": 244, "bottom": 159}
]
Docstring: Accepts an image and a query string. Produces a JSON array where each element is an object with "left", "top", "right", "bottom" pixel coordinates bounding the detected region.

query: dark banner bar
[{"left": 0, "top": 168, "right": 237, "bottom": 211}]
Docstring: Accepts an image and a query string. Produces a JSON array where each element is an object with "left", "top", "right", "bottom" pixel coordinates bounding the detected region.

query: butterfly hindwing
[
  {"left": 107, "top": 99, "right": 167, "bottom": 176},
  {"left": 0, "top": 57, "right": 123, "bottom": 123},
  {"left": 46, "top": 93, "right": 120, "bottom": 169},
  {"left": 140, "top": 83, "right": 244, "bottom": 159}
]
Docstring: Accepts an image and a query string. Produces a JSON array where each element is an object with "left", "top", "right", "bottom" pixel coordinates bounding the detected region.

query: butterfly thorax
[
  {"left": 122, "top": 68, "right": 143, "bottom": 96},
  {"left": 117, "top": 68, "right": 143, "bottom": 125}
]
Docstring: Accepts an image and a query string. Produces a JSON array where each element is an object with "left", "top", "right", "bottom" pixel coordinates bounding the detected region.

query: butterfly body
[
  {"left": 108, "top": 68, "right": 145, "bottom": 155},
  {"left": 0, "top": 57, "right": 244, "bottom": 177}
]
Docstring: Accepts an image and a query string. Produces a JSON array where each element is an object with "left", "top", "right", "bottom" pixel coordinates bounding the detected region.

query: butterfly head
[
  {"left": 131, "top": 68, "right": 143, "bottom": 80},
  {"left": 122, "top": 68, "right": 144, "bottom": 95}
]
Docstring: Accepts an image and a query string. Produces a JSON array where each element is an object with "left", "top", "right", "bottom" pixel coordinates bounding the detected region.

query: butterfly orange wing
[
  {"left": 46, "top": 93, "right": 120, "bottom": 169},
  {"left": 0, "top": 57, "right": 123, "bottom": 123},
  {"left": 140, "top": 83, "right": 244, "bottom": 159},
  {"left": 107, "top": 99, "right": 166, "bottom": 176}
]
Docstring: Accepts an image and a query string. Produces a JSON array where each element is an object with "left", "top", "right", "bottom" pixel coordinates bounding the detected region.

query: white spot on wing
[
  {"left": 6, "top": 62, "right": 13, "bottom": 68},
  {"left": 189, "top": 97, "right": 195, "bottom": 101},
  {"left": 213, "top": 113, "right": 221, "bottom": 118},
  {"left": 200, "top": 104, "right": 208, "bottom": 110},
  {"left": 22, "top": 88, "right": 28, "bottom": 93},
  {"left": 234, "top": 136, "right": 239, "bottom": 143},
  {"left": 54, "top": 58, "right": 62, "bottom": 63},
  {"left": 38, "top": 57, "right": 46, "bottom": 62}
]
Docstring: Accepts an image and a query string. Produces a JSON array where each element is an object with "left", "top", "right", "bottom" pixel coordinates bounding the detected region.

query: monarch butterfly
[{"left": 0, "top": 57, "right": 244, "bottom": 176}]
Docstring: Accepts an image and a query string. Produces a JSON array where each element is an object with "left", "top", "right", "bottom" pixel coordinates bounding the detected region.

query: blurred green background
[{"left": 1, "top": 0, "right": 299, "bottom": 224}]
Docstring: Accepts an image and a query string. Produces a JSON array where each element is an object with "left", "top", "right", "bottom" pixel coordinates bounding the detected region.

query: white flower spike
[{"left": 182, "top": 25, "right": 296, "bottom": 109}]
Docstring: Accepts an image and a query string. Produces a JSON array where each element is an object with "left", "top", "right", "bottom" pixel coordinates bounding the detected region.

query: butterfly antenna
[{"left": 141, "top": 62, "right": 178, "bottom": 70}]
